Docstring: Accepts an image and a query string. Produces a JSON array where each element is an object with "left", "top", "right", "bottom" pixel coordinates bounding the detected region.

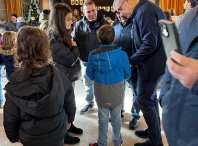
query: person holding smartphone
[{"left": 160, "top": 4, "right": 198, "bottom": 146}]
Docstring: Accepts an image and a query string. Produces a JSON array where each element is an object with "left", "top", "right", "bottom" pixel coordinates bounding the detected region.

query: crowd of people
[{"left": 0, "top": 0, "right": 198, "bottom": 146}]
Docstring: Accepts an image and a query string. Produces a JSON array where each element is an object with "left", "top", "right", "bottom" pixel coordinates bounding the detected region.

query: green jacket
[{"left": 7, "top": 20, "right": 17, "bottom": 32}]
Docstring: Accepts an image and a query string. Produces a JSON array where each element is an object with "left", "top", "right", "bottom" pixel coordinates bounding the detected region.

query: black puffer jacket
[
  {"left": 49, "top": 33, "right": 81, "bottom": 82},
  {"left": 3, "top": 65, "right": 76, "bottom": 146},
  {"left": 73, "top": 10, "right": 109, "bottom": 62}
]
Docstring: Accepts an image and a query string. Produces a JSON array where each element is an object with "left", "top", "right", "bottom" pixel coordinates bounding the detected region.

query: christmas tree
[{"left": 24, "top": 0, "right": 41, "bottom": 26}]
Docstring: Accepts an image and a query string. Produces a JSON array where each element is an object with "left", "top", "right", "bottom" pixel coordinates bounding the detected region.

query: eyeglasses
[{"left": 114, "top": 0, "right": 125, "bottom": 15}]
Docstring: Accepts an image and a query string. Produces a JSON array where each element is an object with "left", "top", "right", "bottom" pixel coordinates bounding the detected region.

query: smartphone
[{"left": 158, "top": 19, "right": 182, "bottom": 59}]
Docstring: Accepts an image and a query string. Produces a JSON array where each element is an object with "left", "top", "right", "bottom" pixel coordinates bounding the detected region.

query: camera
[{"left": 159, "top": 23, "right": 169, "bottom": 37}]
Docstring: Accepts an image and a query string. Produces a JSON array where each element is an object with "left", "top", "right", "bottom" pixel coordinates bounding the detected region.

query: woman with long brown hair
[
  {"left": 0, "top": 31, "right": 17, "bottom": 80},
  {"left": 48, "top": 3, "right": 82, "bottom": 145},
  {"left": 3, "top": 26, "right": 76, "bottom": 146}
]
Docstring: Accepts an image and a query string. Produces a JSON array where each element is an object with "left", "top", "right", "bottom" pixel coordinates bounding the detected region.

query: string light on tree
[{"left": 24, "top": 0, "right": 41, "bottom": 26}]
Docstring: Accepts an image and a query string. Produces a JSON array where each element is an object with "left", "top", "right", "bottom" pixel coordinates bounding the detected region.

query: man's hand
[
  {"left": 167, "top": 51, "right": 198, "bottom": 89},
  {"left": 67, "top": 123, "right": 71, "bottom": 130},
  {"left": 17, "top": 140, "right": 21, "bottom": 143}
]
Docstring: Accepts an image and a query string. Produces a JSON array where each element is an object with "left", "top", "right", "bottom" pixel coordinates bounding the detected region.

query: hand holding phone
[{"left": 158, "top": 20, "right": 182, "bottom": 60}]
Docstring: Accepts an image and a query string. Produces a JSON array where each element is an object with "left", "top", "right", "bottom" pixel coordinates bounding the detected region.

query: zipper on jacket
[
  {"left": 106, "top": 52, "right": 112, "bottom": 69},
  {"left": 89, "top": 29, "right": 91, "bottom": 54}
]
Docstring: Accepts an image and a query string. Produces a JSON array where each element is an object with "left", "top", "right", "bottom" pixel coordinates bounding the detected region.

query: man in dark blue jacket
[
  {"left": 113, "top": 0, "right": 166, "bottom": 146},
  {"left": 113, "top": 13, "right": 140, "bottom": 130},
  {"left": 73, "top": 0, "right": 109, "bottom": 114}
]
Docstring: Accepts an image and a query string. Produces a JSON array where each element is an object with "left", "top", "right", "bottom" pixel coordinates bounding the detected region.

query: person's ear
[{"left": 126, "top": 0, "right": 131, "bottom": 5}]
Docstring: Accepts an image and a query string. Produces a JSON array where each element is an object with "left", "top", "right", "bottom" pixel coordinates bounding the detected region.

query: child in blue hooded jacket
[{"left": 87, "top": 24, "right": 131, "bottom": 146}]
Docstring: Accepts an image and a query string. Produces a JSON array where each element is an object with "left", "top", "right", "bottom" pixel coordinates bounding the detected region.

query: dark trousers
[
  {"left": 55, "top": 139, "right": 64, "bottom": 146},
  {"left": 136, "top": 74, "right": 163, "bottom": 145}
]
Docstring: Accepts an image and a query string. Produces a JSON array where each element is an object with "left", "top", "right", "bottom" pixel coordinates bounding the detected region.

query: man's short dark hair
[
  {"left": 43, "top": 9, "right": 51, "bottom": 15},
  {"left": 49, "top": 0, "right": 63, "bottom": 8},
  {"left": 187, "top": 0, "right": 197, "bottom": 8},
  {"left": 82, "top": 0, "right": 96, "bottom": 11},
  {"left": 97, "top": 24, "right": 115, "bottom": 45}
]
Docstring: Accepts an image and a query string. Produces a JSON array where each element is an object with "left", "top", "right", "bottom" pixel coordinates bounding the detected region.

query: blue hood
[
  {"left": 89, "top": 45, "right": 122, "bottom": 73},
  {"left": 179, "top": 6, "right": 198, "bottom": 54}
]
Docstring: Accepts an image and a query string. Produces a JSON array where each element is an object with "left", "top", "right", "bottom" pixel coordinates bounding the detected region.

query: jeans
[
  {"left": 98, "top": 104, "right": 122, "bottom": 146},
  {"left": 81, "top": 61, "right": 94, "bottom": 106},
  {"left": 0, "top": 66, "right": 3, "bottom": 105},
  {"left": 122, "top": 67, "right": 140, "bottom": 120},
  {"left": 136, "top": 74, "right": 163, "bottom": 145}
]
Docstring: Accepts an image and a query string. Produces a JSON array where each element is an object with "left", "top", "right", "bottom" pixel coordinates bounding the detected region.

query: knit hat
[
  {"left": 17, "top": 17, "right": 25, "bottom": 23},
  {"left": 11, "top": 14, "right": 17, "bottom": 18}
]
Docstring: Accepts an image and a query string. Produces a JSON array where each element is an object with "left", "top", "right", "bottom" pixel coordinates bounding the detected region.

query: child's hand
[
  {"left": 67, "top": 123, "right": 71, "bottom": 130},
  {"left": 17, "top": 140, "right": 21, "bottom": 143}
]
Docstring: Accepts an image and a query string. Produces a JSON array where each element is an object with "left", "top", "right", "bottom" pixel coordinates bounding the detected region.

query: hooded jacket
[
  {"left": 49, "top": 32, "right": 81, "bottom": 82},
  {"left": 72, "top": 11, "right": 109, "bottom": 62},
  {"left": 3, "top": 64, "right": 76, "bottom": 146},
  {"left": 0, "top": 45, "right": 17, "bottom": 78},
  {"left": 159, "top": 6, "right": 198, "bottom": 146},
  {"left": 86, "top": 44, "right": 131, "bottom": 107},
  {"left": 129, "top": 0, "right": 167, "bottom": 81}
]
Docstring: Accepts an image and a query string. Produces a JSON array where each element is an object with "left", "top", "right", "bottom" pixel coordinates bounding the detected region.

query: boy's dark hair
[
  {"left": 49, "top": 0, "right": 63, "bottom": 8},
  {"left": 188, "top": 0, "right": 197, "bottom": 8},
  {"left": 97, "top": 24, "right": 115, "bottom": 45}
]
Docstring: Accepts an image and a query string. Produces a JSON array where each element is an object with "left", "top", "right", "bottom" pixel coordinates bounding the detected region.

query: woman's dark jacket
[
  {"left": 49, "top": 33, "right": 81, "bottom": 82},
  {"left": 3, "top": 64, "right": 76, "bottom": 146},
  {"left": 0, "top": 45, "right": 16, "bottom": 78}
]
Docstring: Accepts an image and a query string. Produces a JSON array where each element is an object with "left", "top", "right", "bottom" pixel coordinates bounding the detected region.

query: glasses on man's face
[
  {"left": 114, "top": 0, "right": 125, "bottom": 15},
  {"left": 86, "top": 8, "right": 96, "bottom": 14}
]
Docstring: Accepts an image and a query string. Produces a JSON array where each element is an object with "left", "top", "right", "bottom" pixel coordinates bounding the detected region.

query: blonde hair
[{"left": 2, "top": 31, "right": 17, "bottom": 48}]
